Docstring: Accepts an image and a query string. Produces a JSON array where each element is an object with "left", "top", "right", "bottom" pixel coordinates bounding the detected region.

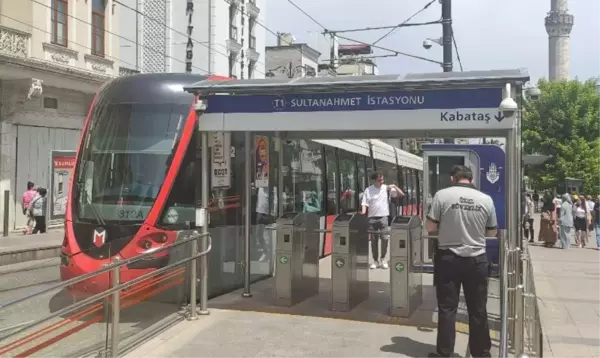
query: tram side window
[
  {"left": 357, "top": 155, "right": 367, "bottom": 196},
  {"left": 410, "top": 169, "right": 417, "bottom": 214},
  {"left": 402, "top": 167, "right": 410, "bottom": 208},
  {"left": 281, "top": 140, "right": 324, "bottom": 214},
  {"left": 338, "top": 150, "right": 358, "bottom": 212},
  {"left": 417, "top": 170, "right": 423, "bottom": 216},
  {"left": 158, "top": 135, "right": 198, "bottom": 227},
  {"left": 324, "top": 146, "right": 338, "bottom": 215}
]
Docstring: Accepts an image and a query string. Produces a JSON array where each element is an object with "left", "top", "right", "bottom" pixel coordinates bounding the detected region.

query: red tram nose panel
[{"left": 60, "top": 220, "right": 178, "bottom": 298}]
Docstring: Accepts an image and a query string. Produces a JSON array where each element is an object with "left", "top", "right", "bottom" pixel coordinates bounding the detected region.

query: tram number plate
[
  {"left": 118, "top": 209, "right": 144, "bottom": 219},
  {"left": 213, "top": 168, "right": 228, "bottom": 176}
]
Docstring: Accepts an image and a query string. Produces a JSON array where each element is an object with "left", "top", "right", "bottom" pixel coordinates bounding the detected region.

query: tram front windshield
[{"left": 73, "top": 103, "right": 189, "bottom": 224}]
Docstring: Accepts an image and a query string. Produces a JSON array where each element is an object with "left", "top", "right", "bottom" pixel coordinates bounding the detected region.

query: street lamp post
[{"left": 266, "top": 61, "right": 316, "bottom": 79}]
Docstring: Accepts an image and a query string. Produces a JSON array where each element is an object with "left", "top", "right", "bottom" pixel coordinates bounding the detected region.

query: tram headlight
[{"left": 138, "top": 240, "right": 152, "bottom": 250}]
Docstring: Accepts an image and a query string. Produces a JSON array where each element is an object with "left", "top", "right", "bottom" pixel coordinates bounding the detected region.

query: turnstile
[
  {"left": 389, "top": 215, "right": 423, "bottom": 317},
  {"left": 330, "top": 212, "right": 369, "bottom": 312},
  {"left": 274, "top": 212, "right": 320, "bottom": 307}
]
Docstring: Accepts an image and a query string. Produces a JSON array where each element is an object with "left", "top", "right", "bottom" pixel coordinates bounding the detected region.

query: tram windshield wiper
[{"left": 76, "top": 164, "right": 106, "bottom": 227}]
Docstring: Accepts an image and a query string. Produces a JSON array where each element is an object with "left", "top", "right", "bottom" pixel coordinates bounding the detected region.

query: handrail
[
  {"left": 0, "top": 231, "right": 209, "bottom": 310},
  {"left": 499, "top": 231, "right": 510, "bottom": 358},
  {"left": 0, "top": 233, "right": 212, "bottom": 342}
]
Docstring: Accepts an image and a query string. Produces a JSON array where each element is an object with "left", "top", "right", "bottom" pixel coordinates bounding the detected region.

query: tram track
[{"left": 0, "top": 267, "right": 188, "bottom": 357}]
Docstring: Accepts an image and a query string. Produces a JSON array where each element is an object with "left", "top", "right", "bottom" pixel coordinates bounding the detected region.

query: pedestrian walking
[
  {"left": 558, "top": 193, "right": 574, "bottom": 249},
  {"left": 21, "top": 181, "right": 36, "bottom": 234},
  {"left": 425, "top": 165, "right": 497, "bottom": 358},
  {"left": 360, "top": 171, "right": 403, "bottom": 270},
  {"left": 539, "top": 193, "right": 558, "bottom": 247}
]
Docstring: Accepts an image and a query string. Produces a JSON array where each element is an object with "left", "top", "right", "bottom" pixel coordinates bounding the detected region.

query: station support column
[
  {"left": 243, "top": 131, "right": 253, "bottom": 297},
  {"left": 199, "top": 130, "right": 210, "bottom": 314}
]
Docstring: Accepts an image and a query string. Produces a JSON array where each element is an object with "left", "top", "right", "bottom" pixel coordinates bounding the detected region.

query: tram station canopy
[{"left": 185, "top": 69, "right": 530, "bottom": 140}]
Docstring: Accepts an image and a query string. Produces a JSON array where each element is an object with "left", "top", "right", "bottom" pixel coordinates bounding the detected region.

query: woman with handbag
[{"left": 539, "top": 194, "right": 558, "bottom": 247}]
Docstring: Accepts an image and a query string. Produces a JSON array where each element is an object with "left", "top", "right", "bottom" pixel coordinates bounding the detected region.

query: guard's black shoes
[{"left": 427, "top": 353, "right": 449, "bottom": 358}]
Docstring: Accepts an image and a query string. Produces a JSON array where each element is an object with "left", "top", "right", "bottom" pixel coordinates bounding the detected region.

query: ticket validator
[
  {"left": 389, "top": 215, "right": 423, "bottom": 317},
  {"left": 330, "top": 212, "right": 369, "bottom": 312},
  {"left": 274, "top": 212, "right": 320, "bottom": 307}
]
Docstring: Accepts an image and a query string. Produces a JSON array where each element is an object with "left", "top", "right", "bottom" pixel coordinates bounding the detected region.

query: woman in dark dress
[{"left": 539, "top": 193, "right": 557, "bottom": 247}]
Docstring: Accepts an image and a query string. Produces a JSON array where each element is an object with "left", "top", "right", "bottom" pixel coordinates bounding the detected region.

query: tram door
[{"left": 421, "top": 148, "right": 481, "bottom": 268}]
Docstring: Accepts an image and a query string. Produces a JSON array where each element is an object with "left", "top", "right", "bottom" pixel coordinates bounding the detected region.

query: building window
[
  {"left": 248, "top": 60, "right": 255, "bottom": 79},
  {"left": 229, "top": 54, "right": 237, "bottom": 77},
  {"left": 51, "top": 0, "right": 68, "bottom": 46},
  {"left": 91, "top": 0, "right": 106, "bottom": 56},
  {"left": 229, "top": 5, "right": 238, "bottom": 42}
]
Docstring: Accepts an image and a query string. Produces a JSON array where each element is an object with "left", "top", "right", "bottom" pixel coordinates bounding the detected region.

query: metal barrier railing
[
  {"left": 499, "top": 234, "right": 543, "bottom": 358},
  {"left": 0, "top": 231, "right": 212, "bottom": 357}
]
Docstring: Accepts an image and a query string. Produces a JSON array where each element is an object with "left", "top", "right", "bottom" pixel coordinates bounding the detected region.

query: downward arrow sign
[{"left": 494, "top": 112, "right": 505, "bottom": 122}]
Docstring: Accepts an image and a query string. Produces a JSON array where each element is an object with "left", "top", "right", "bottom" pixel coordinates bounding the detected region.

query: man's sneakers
[
  {"left": 370, "top": 259, "right": 389, "bottom": 269},
  {"left": 381, "top": 259, "right": 389, "bottom": 269}
]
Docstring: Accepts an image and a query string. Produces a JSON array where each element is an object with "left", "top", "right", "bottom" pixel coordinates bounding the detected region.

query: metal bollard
[
  {"left": 198, "top": 233, "right": 209, "bottom": 314},
  {"left": 514, "top": 284, "right": 525, "bottom": 356},
  {"left": 110, "top": 261, "right": 121, "bottom": 358},
  {"left": 188, "top": 235, "right": 199, "bottom": 321}
]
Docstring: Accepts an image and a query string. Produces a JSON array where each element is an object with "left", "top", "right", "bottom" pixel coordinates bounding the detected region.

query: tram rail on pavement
[{"left": 0, "top": 231, "right": 212, "bottom": 357}]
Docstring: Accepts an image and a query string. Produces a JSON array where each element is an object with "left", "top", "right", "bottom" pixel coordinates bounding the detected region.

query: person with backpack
[
  {"left": 21, "top": 181, "right": 36, "bottom": 234},
  {"left": 29, "top": 188, "right": 48, "bottom": 234}
]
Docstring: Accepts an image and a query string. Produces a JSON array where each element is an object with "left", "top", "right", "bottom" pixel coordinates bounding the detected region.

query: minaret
[{"left": 545, "top": 0, "right": 574, "bottom": 81}]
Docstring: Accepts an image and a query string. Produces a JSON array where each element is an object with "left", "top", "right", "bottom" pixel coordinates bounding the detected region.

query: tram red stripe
[{"left": 145, "top": 105, "right": 197, "bottom": 225}]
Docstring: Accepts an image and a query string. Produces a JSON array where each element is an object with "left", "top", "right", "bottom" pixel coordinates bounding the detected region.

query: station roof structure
[{"left": 185, "top": 68, "right": 530, "bottom": 95}]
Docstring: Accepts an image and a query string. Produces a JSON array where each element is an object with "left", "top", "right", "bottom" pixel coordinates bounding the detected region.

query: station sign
[{"left": 200, "top": 87, "right": 514, "bottom": 132}]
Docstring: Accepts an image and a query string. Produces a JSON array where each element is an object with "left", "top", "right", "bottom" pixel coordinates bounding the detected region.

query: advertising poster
[
  {"left": 255, "top": 136, "right": 269, "bottom": 188},
  {"left": 210, "top": 131, "right": 232, "bottom": 189},
  {"left": 50, "top": 151, "right": 76, "bottom": 220}
]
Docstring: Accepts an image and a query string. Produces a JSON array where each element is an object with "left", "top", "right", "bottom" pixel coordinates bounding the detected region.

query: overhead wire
[
  {"left": 451, "top": 26, "right": 464, "bottom": 71},
  {"left": 283, "top": 0, "right": 441, "bottom": 68},
  {"left": 113, "top": 0, "right": 267, "bottom": 75},
  {"left": 30, "top": 0, "right": 210, "bottom": 74},
  {"left": 371, "top": 0, "right": 438, "bottom": 46},
  {"left": 286, "top": 0, "right": 330, "bottom": 31},
  {"left": 0, "top": 13, "right": 139, "bottom": 72},
  {"left": 335, "top": 33, "right": 442, "bottom": 65},
  {"left": 230, "top": 0, "right": 330, "bottom": 75}
]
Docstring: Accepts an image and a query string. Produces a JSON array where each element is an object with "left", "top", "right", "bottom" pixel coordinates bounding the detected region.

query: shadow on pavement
[{"left": 380, "top": 336, "right": 464, "bottom": 357}]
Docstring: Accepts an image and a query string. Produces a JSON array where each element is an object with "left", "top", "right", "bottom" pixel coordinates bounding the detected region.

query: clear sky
[{"left": 265, "top": 0, "right": 600, "bottom": 83}]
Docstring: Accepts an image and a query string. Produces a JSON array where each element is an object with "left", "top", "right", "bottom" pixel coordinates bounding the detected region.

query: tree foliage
[{"left": 522, "top": 78, "right": 600, "bottom": 195}]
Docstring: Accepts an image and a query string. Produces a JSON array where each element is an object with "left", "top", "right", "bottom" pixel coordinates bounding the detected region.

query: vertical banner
[
  {"left": 50, "top": 151, "right": 76, "bottom": 220},
  {"left": 210, "top": 132, "right": 231, "bottom": 189},
  {"left": 255, "top": 136, "right": 269, "bottom": 188}
]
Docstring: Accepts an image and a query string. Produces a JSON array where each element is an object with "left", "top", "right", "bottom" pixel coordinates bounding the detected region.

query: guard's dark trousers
[{"left": 434, "top": 249, "right": 491, "bottom": 357}]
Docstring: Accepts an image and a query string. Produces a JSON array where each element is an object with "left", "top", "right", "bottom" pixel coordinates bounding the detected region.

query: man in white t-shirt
[{"left": 360, "top": 171, "right": 404, "bottom": 269}]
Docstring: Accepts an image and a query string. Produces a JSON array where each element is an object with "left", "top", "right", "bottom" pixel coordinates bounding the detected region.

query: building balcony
[
  {"left": 247, "top": 36, "right": 259, "bottom": 61},
  {"left": 0, "top": 25, "right": 30, "bottom": 58},
  {"left": 247, "top": 0, "right": 260, "bottom": 18},
  {"left": 227, "top": 25, "right": 242, "bottom": 53}
]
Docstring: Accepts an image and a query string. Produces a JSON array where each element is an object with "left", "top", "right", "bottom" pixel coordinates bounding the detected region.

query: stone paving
[{"left": 528, "top": 214, "right": 599, "bottom": 357}]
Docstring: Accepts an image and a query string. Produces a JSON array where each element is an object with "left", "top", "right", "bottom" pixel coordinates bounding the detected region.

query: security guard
[{"left": 425, "top": 165, "right": 497, "bottom": 358}]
